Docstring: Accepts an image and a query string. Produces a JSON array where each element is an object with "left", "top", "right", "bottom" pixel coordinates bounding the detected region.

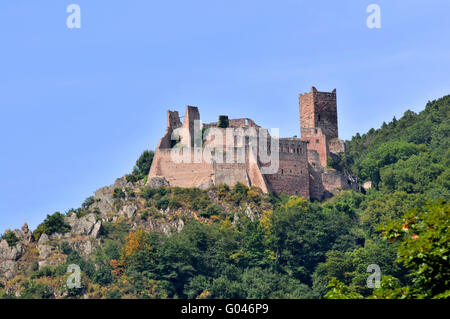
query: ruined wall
[
  {"left": 306, "top": 150, "right": 324, "bottom": 200},
  {"left": 203, "top": 118, "right": 260, "bottom": 129},
  {"left": 149, "top": 149, "right": 215, "bottom": 188},
  {"left": 301, "top": 129, "right": 329, "bottom": 167},
  {"left": 321, "top": 169, "right": 351, "bottom": 198},
  {"left": 214, "top": 162, "right": 250, "bottom": 187},
  {"left": 182, "top": 106, "right": 201, "bottom": 148},
  {"left": 264, "top": 139, "right": 310, "bottom": 199},
  {"left": 158, "top": 110, "right": 182, "bottom": 149},
  {"left": 328, "top": 138, "right": 345, "bottom": 155}
]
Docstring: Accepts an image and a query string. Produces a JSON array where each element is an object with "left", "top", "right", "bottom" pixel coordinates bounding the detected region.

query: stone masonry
[{"left": 148, "top": 87, "right": 358, "bottom": 200}]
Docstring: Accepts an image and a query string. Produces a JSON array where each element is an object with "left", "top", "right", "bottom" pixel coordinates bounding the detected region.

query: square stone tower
[
  {"left": 299, "top": 87, "right": 340, "bottom": 167},
  {"left": 299, "top": 86, "right": 338, "bottom": 139}
]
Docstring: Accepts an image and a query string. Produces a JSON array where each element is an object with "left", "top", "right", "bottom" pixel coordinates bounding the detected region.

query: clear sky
[{"left": 1, "top": 0, "right": 449, "bottom": 234}]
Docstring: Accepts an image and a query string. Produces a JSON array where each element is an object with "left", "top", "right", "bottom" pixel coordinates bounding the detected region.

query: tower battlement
[{"left": 299, "top": 86, "right": 338, "bottom": 139}]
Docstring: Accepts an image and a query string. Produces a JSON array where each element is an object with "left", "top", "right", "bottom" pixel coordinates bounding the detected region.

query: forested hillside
[{"left": 0, "top": 96, "right": 448, "bottom": 299}]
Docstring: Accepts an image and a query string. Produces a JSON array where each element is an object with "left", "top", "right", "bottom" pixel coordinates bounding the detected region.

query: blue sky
[{"left": 1, "top": 0, "right": 449, "bottom": 234}]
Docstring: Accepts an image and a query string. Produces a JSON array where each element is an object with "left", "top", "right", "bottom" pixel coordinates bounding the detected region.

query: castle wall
[
  {"left": 148, "top": 87, "right": 356, "bottom": 201},
  {"left": 301, "top": 130, "right": 329, "bottom": 167},
  {"left": 158, "top": 110, "right": 182, "bottom": 149},
  {"left": 264, "top": 139, "right": 310, "bottom": 199},
  {"left": 322, "top": 169, "right": 350, "bottom": 198},
  {"left": 328, "top": 138, "right": 345, "bottom": 155},
  {"left": 306, "top": 150, "right": 325, "bottom": 200},
  {"left": 149, "top": 149, "right": 215, "bottom": 188},
  {"left": 203, "top": 118, "right": 260, "bottom": 129},
  {"left": 247, "top": 148, "right": 269, "bottom": 193},
  {"left": 182, "top": 106, "right": 201, "bottom": 148},
  {"left": 214, "top": 162, "right": 250, "bottom": 187}
]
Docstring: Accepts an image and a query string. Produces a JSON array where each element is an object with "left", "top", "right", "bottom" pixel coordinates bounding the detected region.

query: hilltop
[{"left": 0, "top": 94, "right": 448, "bottom": 299}]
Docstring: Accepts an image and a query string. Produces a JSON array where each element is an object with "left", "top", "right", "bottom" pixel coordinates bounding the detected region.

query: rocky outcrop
[
  {"left": 119, "top": 205, "right": 137, "bottom": 219},
  {"left": 139, "top": 217, "right": 185, "bottom": 236},
  {"left": 91, "top": 176, "right": 134, "bottom": 215},
  {"left": 244, "top": 206, "right": 259, "bottom": 222},
  {"left": 38, "top": 244, "right": 52, "bottom": 259},
  {"left": 198, "top": 179, "right": 214, "bottom": 190},
  {"left": 0, "top": 240, "right": 25, "bottom": 279},
  {"left": 146, "top": 176, "right": 170, "bottom": 188},
  {"left": 70, "top": 238, "right": 94, "bottom": 256},
  {"left": 12, "top": 223, "right": 33, "bottom": 243},
  {"left": 65, "top": 213, "right": 102, "bottom": 238}
]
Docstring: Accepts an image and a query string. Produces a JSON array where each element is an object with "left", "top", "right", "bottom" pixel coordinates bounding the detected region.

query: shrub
[
  {"left": 169, "top": 197, "right": 181, "bottom": 209},
  {"left": 31, "top": 266, "right": 54, "bottom": 279},
  {"left": 217, "top": 184, "right": 230, "bottom": 199},
  {"left": 247, "top": 188, "right": 261, "bottom": 203},
  {"left": 1, "top": 231, "right": 19, "bottom": 247},
  {"left": 127, "top": 150, "right": 154, "bottom": 182},
  {"left": 229, "top": 183, "right": 249, "bottom": 205},
  {"left": 217, "top": 115, "right": 229, "bottom": 128},
  {"left": 82, "top": 196, "right": 96, "bottom": 209},
  {"left": 33, "top": 212, "right": 71, "bottom": 241},
  {"left": 200, "top": 204, "right": 222, "bottom": 218},
  {"left": 59, "top": 241, "right": 73, "bottom": 254},
  {"left": 93, "top": 264, "right": 114, "bottom": 285},
  {"left": 66, "top": 251, "right": 96, "bottom": 279},
  {"left": 113, "top": 188, "right": 126, "bottom": 199},
  {"left": 141, "top": 208, "right": 164, "bottom": 220},
  {"left": 141, "top": 187, "right": 168, "bottom": 200},
  {"left": 21, "top": 281, "right": 54, "bottom": 299},
  {"left": 156, "top": 198, "right": 170, "bottom": 210}
]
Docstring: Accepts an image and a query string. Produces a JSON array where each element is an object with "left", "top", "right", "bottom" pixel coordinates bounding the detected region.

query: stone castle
[{"left": 148, "top": 87, "right": 357, "bottom": 200}]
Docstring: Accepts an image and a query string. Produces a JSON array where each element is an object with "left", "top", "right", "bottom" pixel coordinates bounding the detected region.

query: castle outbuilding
[{"left": 148, "top": 87, "right": 357, "bottom": 200}]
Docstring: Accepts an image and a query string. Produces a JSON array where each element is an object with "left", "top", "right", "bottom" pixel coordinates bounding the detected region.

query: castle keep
[{"left": 148, "top": 87, "right": 356, "bottom": 200}]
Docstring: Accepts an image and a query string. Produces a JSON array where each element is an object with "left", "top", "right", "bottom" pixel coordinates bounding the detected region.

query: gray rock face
[
  {"left": 38, "top": 233, "right": 50, "bottom": 245},
  {"left": 198, "top": 179, "right": 214, "bottom": 190},
  {"left": 38, "top": 259, "right": 61, "bottom": 270},
  {"left": 91, "top": 221, "right": 102, "bottom": 238},
  {"left": 146, "top": 176, "right": 170, "bottom": 188},
  {"left": 144, "top": 217, "right": 185, "bottom": 236},
  {"left": 38, "top": 244, "right": 53, "bottom": 259},
  {"left": 0, "top": 240, "right": 25, "bottom": 278},
  {"left": 12, "top": 223, "right": 33, "bottom": 243},
  {"left": 245, "top": 206, "right": 258, "bottom": 222},
  {"left": 0, "top": 240, "right": 24, "bottom": 261},
  {"left": 91, "top": 176, "right": 134, "bottom": 216},
  {"left": 91, "top": 186, "right": 115, "bottom": 215},
  {"left": 120, "top": 205, "right": 137, "bottom": 219},
  {"left": 173, "top": 218, "right": 185, "bottom": 233},
  {"left": 0, "top": 260, "right": 15, "bottom": 277},
  {"left": 114, "top": 176, "right": 134, "bottom": 188},
  {"left": 70, "top": 239, "right": 93, "bottom": 256},
  {"left": 65, "top": 213, "right": 102, "bottom": 238}
]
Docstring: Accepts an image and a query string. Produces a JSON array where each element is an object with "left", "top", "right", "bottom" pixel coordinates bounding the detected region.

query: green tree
[
  {"left": 1, "top": 231, "right": 19, "bottom": 247},
  {"left": 33, "top": 212, "right": 71, "bottom": 241},
  {"left": 126, "top": 150, "right": 154, "bottom": 182},
  {"left": 380, "top": 200, "right": 450, "bottom": 298}
]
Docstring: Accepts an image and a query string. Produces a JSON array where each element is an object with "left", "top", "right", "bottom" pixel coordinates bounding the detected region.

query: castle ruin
[{"left": 148, "top": 87, "right": 357, "bottom": 200}]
